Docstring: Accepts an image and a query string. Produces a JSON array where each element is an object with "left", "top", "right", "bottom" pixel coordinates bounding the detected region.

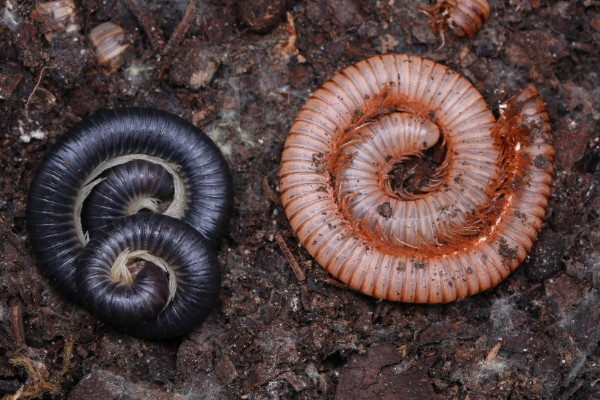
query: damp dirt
[{"left": 1, "top": 0, "right": 600, "bottom": 399}]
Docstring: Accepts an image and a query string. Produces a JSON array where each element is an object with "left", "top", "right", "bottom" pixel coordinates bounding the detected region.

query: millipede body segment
[
  {"left": 27, "top": 108, "right": 233, "bottom": 338},
  {"left": 280, "top": 54, "right": 554, "bottom": 303},
  {"left": 419, "top": 0, "right": 490, "bottom": 49}
]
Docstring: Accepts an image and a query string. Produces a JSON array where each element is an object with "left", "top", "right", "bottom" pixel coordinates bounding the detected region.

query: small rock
[
  {"left": 327, "top": 0, "right": 363, "bottom": 28},
  {"left": 279, "top": 370, "right": 309, "bottom": 392},
  {"left": 47, "top": 35, "right": 90, "bottom": 86},
  {"left": 411, "top": 23, "right": 437, "bottom": 45},
  {"left": 214, "top": 356, "right": 238, "bottom": 385},
  {"left": 236, "top": 0, "right": 286, "bottom": 33},
  {"left": 169, "top": 39, "right": 220, "bottom": 91},
  {"left": 357, "top": 21, "right": 379, "bottom": 40},
  {"left": 0, "top": 64, "right": 23, "bottom": 100},
  {"left": 524, "top": 229, "right": 564, "bottom": 282},
  {"left": 565, "top": 259, "right": 589, "bottom": 281}
]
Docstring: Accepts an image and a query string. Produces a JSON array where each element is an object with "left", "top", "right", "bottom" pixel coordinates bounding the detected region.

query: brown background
[{"left": 1, "top": 0, "right": 599, "bottom": 398}]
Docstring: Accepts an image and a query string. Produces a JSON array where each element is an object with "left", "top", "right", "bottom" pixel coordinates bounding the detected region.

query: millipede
[
  {"left": 26, "top": 108, "right": 233, "bottom": 338},
  {"left": 419, "top": 0, "right": 490, "bottom": 50},
  {"left": 280, "top": 54, "right": 554, "bottom": 303}
]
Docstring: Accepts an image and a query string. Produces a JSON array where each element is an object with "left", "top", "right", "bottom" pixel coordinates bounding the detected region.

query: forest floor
[{"left": 1, "top": 0, "right": 600, "bottom": 399}]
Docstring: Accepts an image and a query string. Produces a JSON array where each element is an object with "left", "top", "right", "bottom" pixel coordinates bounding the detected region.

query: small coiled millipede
[
  {"left": 280, "top": 54, "right": 554, "bottom": 303},
  {"left": 27, "top": 108, "right": 233, "bottom": 338},
  {"left": 419, "top": 0, "right": 490, "bottom": 49}
]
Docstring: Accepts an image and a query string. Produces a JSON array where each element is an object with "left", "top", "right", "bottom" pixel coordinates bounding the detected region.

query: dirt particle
[
  {"left": 514, "top": 209, "right": 527, "bottom": 222},
  {"left": 169, "top": 39, "right": 220, "bottom": 91},
  {"left": 534, "top": 154, "right": 550, "bottom": 169},
  {"left": 236, "top": 0, "right": 287, "bottom": 33},
  {"left": 498, "top": 237, "right": 519, "bottom": 260},
  {"left": 312, "top": 152, "right": 327, "bottom": 173},
  {"left": 428, "top": 109, "right": 436, "bottom": 122},
  {"left": 414, "top": 262, "right": 427, "bottom": 269},
  {"left": 377, "top": 202, "right": 392, "bottom": 218}
]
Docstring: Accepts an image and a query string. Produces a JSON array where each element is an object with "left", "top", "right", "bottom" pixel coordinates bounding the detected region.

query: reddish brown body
[
  {"left": 280, "top": 54, "right": 553, "bottom": 303},
  {"left": 419, "top": 0, "right": 490, "bottom": 48}
]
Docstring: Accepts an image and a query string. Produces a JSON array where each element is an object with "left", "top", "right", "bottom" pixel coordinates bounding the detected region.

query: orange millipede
[
  {"left": 280, "top": 54, "right": 553, "bottom": 303},
  {"left": 419, "top": 0, "right": 490, "bottom": 49}
]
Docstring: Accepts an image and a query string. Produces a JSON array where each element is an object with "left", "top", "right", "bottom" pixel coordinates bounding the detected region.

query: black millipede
[
  {"left": 82, "top": 160, "right": 175, "bottom": 235},
  {"left": 77, "top": 214, "right": 220, "bottom": 339},
  {"left": 26, "top": 108, "right": 233, "bottom": 338}
]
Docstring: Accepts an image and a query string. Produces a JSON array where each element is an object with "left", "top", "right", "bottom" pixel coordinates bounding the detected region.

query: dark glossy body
[
  {"left": 77, "top": 214, "right": 220, "bottom": 339},
  {"left": 26, "top": 108, "right": 233, "bottom": 338},
  {"left": 82, "top": 160, "right": 174, "bottom": 234}
]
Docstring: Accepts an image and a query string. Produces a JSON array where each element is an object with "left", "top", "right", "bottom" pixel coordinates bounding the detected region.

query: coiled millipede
[
  {"left": 280, "top": 54, "right": 554, "bottom": 303},
  {"left": 418, "top": 0, "right": 490, "bottom": 49},
  {"left": 89, "top": 21, "right": 129, "bottom": 71},
  {"left": 27, "top": 108, "right": 233, "bottom": 338}
]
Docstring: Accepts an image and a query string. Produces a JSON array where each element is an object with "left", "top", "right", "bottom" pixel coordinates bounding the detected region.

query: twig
[
  {"left": 325, "top": 277, "right": 349, "bottom": 289},
  {"left": 329, "top": 29, "right": 373, "bottom": 58},
  {"left": 372, "top": 299, "right": 384, "bottom": 322},
  {"left": 24, "top": 66, "right": 48, "bottom": 114},
  {"left": 8, "top": 336, "right": 75, "bottom": 400},
  {"left": 162, "top": 0, "right": 196, "bottom": 55},
  {"left": 273, "top": 12, "right": 299, "bottom": 59},
  {"left": 39, "top": 307, "right": 72, "bottom": 321},
  {"left": 157, "top": 0, "right": 197, "bottom": 80},
  {"left": 55, "top": 337, "right": 75, "bottom": 381},
  {"left": 11, "top": 305, "right": 26, "bottom": 347},
  {"left": 263, "top": 177, "right": 282, "bottom": 205},
  {"left": 483, "top": 341, "right": 503, "bottom": 364},
  {"left": 124, "top": 0, "right": 165, "bottom": 52},
  {"left": 275, "top": 234, "right": 305, "bottom": 282}
]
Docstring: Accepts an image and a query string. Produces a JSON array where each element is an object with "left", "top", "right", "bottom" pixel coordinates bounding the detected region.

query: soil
[{"left": 1, "top": 0, "right": 600, "bottom": 399}]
